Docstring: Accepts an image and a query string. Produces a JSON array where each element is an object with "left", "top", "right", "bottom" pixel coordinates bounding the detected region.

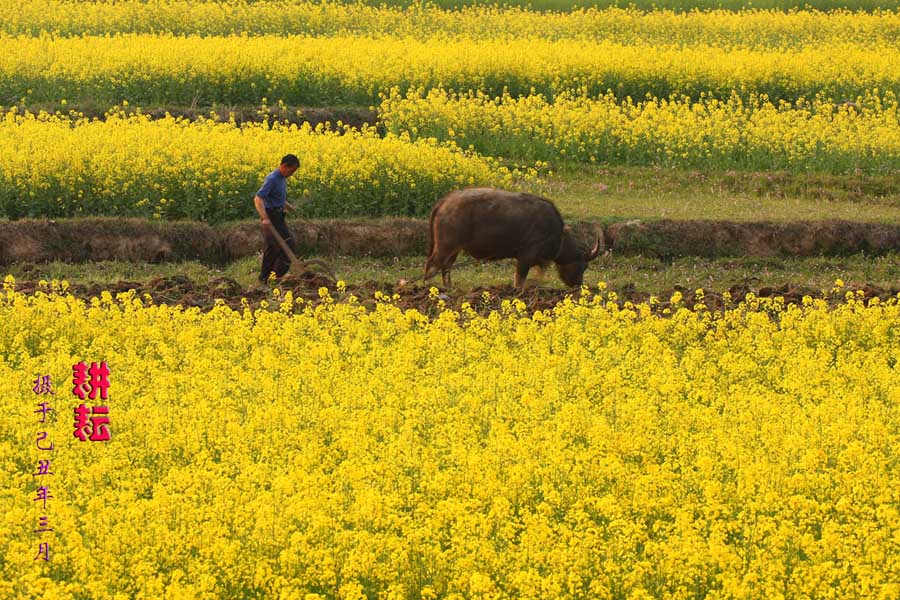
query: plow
[{"left": 264, "top": 222, "right": 337, "bottom": 283}]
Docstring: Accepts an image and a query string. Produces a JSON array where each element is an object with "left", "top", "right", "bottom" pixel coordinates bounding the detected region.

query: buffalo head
[{"left": 554, "top": 232, "right": 603, "bottom": 287}]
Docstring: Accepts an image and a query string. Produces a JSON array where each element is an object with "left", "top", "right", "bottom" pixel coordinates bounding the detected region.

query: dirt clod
[{"left": 5, "top": 276, "right": 897, "bottom": 317}]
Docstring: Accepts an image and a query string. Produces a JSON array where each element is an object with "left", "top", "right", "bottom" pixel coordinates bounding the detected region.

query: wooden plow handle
[{"left": 265, "top": 223, "right": 337, "bottom": 282}]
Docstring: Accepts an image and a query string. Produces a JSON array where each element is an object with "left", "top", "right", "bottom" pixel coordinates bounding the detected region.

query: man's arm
[
  {"left": 254, "top": 195, "right": 270, "bottom": 225},
  {"left": 255, "top": 175, "right": 275, "bottom": 224}
]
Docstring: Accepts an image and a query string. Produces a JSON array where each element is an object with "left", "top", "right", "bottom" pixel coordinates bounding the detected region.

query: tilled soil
[{"left": 8, "top": 273, "right": 900, "bottom": 316}]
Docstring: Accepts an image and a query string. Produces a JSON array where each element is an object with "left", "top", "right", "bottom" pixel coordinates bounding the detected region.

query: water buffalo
[{"left": 424, "top": 188, "right": 603, "bottom": 289}]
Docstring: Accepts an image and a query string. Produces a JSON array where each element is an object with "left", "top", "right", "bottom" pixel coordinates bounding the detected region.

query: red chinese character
[
  {"left": 73, "top": 404, "right": 111, "bottom": 442},
  {"left": 72, "top": 361, "right": 109, "bottom": 400}
]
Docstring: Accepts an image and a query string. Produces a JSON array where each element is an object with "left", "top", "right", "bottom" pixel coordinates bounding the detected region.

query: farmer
[{"left": 254, "top": 154, "right": 300, "bottom": 286}]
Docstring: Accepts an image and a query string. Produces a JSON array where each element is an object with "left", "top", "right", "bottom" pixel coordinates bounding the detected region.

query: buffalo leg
[
  {"left": 514, "top": 261, "right": 531, "bottom": 290},
  {"left": 442, "top": 252, "right": 460, "bottom": 287}
]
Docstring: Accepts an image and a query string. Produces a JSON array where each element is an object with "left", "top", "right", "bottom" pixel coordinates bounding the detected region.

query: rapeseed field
[{"left": 4, "top": 279, "right": 900, "bottom": 598}]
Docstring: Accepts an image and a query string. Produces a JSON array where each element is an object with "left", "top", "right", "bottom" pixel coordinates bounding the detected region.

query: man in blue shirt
[{"left": 253, "top": 154, "right": 300, "bottom": 285}]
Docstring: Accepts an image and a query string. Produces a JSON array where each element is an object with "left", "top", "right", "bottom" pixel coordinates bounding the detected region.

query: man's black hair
[{"left": 281, "top": 154, "right": 300, "bottom": 168}]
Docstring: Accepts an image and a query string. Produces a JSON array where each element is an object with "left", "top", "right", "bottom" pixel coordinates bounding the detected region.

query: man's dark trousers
[{"left": 260, "top": 207, "right": 297, "bottom": 283}]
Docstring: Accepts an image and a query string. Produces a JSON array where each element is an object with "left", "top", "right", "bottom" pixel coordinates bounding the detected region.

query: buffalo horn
[{"left": 585, "top": 234, "right": 603, "bottom": 261}]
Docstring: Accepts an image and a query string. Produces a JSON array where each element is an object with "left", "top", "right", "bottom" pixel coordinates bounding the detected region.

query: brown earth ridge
[
  {"left": 2, "top": 217, "right": 900, "bottom": 265},
  {"left": 23, "top": 103, "right": 379, "bottom": 131}
]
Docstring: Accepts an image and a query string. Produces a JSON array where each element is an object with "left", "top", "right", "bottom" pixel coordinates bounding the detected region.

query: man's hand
[{"left": 260, "top": 217, "right": 271, "bottom": 227}]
